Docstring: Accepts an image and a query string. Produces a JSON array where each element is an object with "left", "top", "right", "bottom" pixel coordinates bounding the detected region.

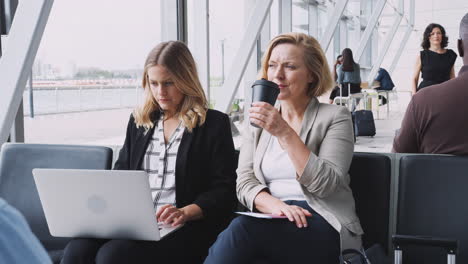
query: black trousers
[
  {"left": 205, "top": 200, "right": 341, "bottom": 264},
  {"left": 60, "top": 221, "right": 215, "bottom": 264}
]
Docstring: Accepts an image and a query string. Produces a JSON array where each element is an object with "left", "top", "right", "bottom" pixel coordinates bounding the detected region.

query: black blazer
[{"left": 114, "top": 109, "right": 237, "bottom": 226}]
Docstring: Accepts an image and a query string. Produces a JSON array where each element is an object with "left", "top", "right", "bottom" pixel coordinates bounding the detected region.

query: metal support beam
[
  {"left": 308, "top": 3, "right": 318, "bottom": 38},
  {"left": 176, "top": 0, "right": 187, "bottom": 42},
  {"left": 29, "top": 69, "right": 34, "bottom": 118},
  {"left": 243, "top": 0, "right": 269, "bottom": 124},
  {"left": 215, "top": 0, "right": 273, "bottom": 113},
  {"left": 10, "top": 101, "right": 24, "bottom": 142},
  {"left": 319, "top": 0, "right": 349, "bottom": 52},
  {"left": 355, "top": 0, "right": 386, "bottom": 62},
  {"left": 258, "top": 12, "right": 270, "bottom": 69},
  {"left": 339, "top": 19, "right": 348, "bottom": 52},
  {"left": 2, "top": 0, "right": 18, "bottom": 34},
  {"left": 189, "top": 0, "right": 210, "bottom": 100},
  {"left": 0, "top": 1, "right": 5, "bottom": 37},
  {"left": 2, "top": 0, "right": 24, "bottom": 143},
  {"left": 161, "top": 0, "right": 178, "bottom": 41},
  {"left": 279, "top": 0, "right": 291, "bottom": 34},
  {"left": 0, "top": 0, "right": 54, "bottom": 145},
  {"left": 367, "top": 0, "right": 403, "bottom": 84},
  {"left": 388, "top": 25, "right": 412, "bottom": 74},
  {"left": 388, "top": 0, "right": 414, "bottom": 74},
  {"left": 409, "top": 0, "right": 415, "bottom": 25}
]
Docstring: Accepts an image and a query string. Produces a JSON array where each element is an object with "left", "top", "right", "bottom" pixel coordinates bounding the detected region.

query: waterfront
[{"left": 22, "top": 86, "right": 143, "bottom": 116}]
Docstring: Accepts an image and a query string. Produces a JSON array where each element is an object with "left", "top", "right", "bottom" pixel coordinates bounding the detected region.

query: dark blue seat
[
  {"left": 396, "top": 155, "right": 468, "bottom": 264},
  {"left": 254, "top": 152, "right": 392, "bottom": 263},
  {"left": 0, "top": 143, "right": 113, "bottom": 263},
  {"left": 349, "top": 152, "right": 392, "bottom": 252}
]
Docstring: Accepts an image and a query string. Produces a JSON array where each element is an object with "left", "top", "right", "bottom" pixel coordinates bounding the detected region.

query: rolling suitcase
[
  {"left": 352, "top": 110, "right": 376, "bottom": 137},
  {"left": 392, "top": 234, "right": 458, "bottom": 264}
]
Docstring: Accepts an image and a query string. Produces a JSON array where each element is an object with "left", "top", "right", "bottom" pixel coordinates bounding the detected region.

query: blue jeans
[
  {"left": 0, "top": 198, "right": 51, "bottom": 264},
  {"left": 204, "top": 200, "right": 340, "bottom": 264}
]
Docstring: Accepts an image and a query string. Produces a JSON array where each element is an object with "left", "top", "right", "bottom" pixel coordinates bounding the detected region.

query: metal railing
[{"left": 23, "top": 85, "right": 144, "bottom": 116}]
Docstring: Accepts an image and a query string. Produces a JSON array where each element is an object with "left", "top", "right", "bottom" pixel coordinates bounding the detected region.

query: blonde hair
[
  {"left": 134, "top": 41, "right": 208, "bottom": 132},
  {"left": 259, "top": 32, "right": 333, "bottom": 97}
]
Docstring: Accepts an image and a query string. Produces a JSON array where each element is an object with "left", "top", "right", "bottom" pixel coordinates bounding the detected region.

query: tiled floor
[{"left": 353, "top": 91, "right": 409, "bottom": 153}]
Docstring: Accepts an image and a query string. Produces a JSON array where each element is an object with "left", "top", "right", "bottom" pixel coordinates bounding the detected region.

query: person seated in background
[
  {"left": 61, "top": 41, "right": 237, "bottom": 264},
  {"left": 329, "top": 48, "right": 362, "bottom": 104},
  {"left": 393, "top": 13, "right": 468, "bottom": 155},
  {"left": 373, "top": 67, "right": 395, "bottom": 106},
  {"left": 205, "top": 32, "right": 362, "bottom": 264},
  {"left": 329, "top": 55, "right": 343, "bottom": 103},
  {"left": 332, "top": 54, "right": 343, "bottom": 83},
  {"left": 0, "top": 198, "right": 51, "bottom": 263}
]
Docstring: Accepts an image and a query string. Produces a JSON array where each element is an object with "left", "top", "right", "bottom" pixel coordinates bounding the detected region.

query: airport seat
[
  {"left": 396, "top": 155, "right": 468, "bottom": 263},
  {"left": 254, "top": 152, "right": 392, "bottom": 263},
  {"left": 0, "top": 143, "right": 113, "bottom": 263},
  {"left": 348, "top": 152, "right": 392, "bottom": 252}
]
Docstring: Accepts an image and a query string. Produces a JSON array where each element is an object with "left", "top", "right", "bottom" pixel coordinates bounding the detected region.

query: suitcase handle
[{"left": 392, "top": 234, "right": 458, "bottom": 253}]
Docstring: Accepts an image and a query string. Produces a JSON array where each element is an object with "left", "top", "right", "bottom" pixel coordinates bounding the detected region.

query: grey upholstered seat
[
  {"left": 0, "top": 143, "right": 112, "bottom": 263},
  {"left": 396, "top": 155, "right": 468, "bottom": 264}
]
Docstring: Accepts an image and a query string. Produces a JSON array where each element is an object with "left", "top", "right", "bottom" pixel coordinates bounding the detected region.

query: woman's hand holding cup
[
  {"left": 250, "top": 79, "right": 279, "bottom": 128},
  {"left": 249, "top": 102, "right": 290, "bottom": 138}
]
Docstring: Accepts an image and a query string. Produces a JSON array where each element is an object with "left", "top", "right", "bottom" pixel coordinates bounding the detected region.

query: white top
[
  {"left": 260, "top": 136, "right": 305, "bottom": 201},
  {"left": 142, "top": 116, "right": 185, "bottom": 212}
]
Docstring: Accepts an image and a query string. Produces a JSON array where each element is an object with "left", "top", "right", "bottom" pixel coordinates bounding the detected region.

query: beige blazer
[{"left": 236, "top": 97, "right": 363, "bottom": 250}]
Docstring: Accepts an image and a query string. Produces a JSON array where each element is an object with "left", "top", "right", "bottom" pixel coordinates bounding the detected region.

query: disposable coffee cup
[{"left": 250, "top": 79, "right": 280, "bottom": 128}]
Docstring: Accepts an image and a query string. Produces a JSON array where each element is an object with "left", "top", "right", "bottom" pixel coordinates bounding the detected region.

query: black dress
[{"left": 418, "top": 49, "right": 457, "bottom": 91}]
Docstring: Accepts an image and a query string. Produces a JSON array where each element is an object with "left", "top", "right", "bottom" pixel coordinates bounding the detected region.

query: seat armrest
[{"left": 392, "top": 234, "right": 458, "bottom": 253}]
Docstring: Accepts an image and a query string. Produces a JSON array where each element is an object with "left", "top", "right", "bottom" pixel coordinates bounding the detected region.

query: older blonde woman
[
  {"left": 205, "top": 33, "right": 363, "bottom": 264},
  {"left": 61, "top": 41, "right": 237, "bottom": 264}
]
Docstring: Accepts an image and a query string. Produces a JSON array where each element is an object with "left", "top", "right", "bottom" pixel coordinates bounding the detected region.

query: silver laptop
[{"left": 32, "top": 169, "right": 182, "bottom": 241}]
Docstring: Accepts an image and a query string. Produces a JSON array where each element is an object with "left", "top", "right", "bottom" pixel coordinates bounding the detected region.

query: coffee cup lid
[{"left": 252, "top": 79, "right": 279, "bottom": 90}]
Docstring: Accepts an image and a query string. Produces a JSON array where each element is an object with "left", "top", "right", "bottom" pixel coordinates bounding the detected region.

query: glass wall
[
  {"left": 4, "top": 0, "right": 422, "bottom": 147},
  {"left": 24, "top": 0, "right": 164, "bottom": 145},
  {"left": 206, "top": 0, "right": 245, "bottom": 108},
  {"left": 292, "top": 0, "right": 309, "bottom": 34}
]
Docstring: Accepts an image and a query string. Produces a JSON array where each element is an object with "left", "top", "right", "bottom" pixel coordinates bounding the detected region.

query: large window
[
  {"left": 24, "top": 0, "right": 164, "bottom": 145},
  {"left": 292, "top": 0, "right": 309, "bottom": 34},
  {"left": 206, "top": 0, "right": 245, "bottom": 108}
]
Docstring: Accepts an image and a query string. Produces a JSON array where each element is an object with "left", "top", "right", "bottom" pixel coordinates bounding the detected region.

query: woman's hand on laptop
[{"left": 156, "top": 204, "right": 203, "bottom": 227}]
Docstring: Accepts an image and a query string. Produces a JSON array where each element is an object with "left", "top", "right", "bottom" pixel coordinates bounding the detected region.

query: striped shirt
[{"left": 142, "top": 116, "right": 185, "bottom": 212}]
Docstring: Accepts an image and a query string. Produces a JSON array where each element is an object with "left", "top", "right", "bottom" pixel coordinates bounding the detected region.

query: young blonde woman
[
  {"left": 205, "top": 33, "right": 362, "bottom": 264},
  {"left": 61, "top": 41, "right": 237, "bottom": 264}
]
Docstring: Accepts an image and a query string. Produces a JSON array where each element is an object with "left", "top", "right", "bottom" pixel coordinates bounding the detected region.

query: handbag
[{"left": 340, "top": 244, "right": 389, "bottom": 264}]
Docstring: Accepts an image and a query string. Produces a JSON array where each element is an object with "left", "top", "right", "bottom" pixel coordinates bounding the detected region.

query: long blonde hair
[
  {"left": 134, "top": 41, "right": 208, "bottom": 132},
  {"left": 259, "top": 33, "right": 333, "bottom": 97}
]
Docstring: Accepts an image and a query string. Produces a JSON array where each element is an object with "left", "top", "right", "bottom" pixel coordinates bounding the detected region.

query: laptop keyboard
[{"left": 158, "top": 223, "right": 173, "bottom": 230}]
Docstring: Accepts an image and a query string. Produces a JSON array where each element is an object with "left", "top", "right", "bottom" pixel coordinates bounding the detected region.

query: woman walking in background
[{"left": 412, "top": 23, "right": 457, "bottom": 94}]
